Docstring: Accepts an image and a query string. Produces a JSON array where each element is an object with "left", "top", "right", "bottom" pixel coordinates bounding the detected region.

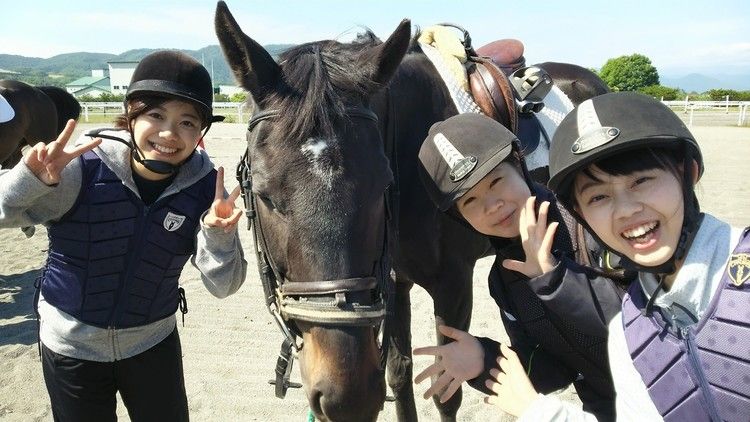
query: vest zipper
[{"left": 682, "top": 327, "right": 722, "bottom": 422}]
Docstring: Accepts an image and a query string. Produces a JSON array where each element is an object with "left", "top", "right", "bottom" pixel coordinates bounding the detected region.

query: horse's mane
[{"left": 267, "top": 30, "right": 383, "bottom": 143}]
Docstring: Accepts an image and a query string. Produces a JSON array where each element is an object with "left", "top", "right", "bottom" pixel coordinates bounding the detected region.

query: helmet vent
[{"left": 432, "top": 132, "right": 478, "bottom": 181}]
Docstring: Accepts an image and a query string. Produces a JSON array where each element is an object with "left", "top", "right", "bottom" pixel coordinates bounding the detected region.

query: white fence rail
[
  {"left": 79, "top": 102, "right": 251, "bottom": 123},
  {"left": 80, "top": 100, "right": 750, "bottom": 127},
  {"left": 663, "top": 100, "right": 750, "bottom": 126}
]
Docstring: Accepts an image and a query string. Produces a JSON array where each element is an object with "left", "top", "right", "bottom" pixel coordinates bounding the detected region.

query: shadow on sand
[{"left": 0, "top": 269, "right": 42, "bottom": 347}]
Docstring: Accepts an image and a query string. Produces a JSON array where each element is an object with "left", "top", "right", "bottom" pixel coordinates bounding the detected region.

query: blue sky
[{"left": 3, "top": 0, "right": 749, "bottom": 76}]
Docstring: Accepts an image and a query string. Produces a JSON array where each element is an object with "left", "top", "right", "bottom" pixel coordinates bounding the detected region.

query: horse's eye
[{"left": 256, "top": 193, "right": 285, "bottom": 215}]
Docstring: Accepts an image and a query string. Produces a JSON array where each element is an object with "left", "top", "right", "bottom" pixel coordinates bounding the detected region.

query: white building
[{"left": 108, "top": 61, "right": 138, "bottom": 95}]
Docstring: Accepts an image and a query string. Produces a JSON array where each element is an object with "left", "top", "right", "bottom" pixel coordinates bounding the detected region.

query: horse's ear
[
  {"left": 362, "top": 19, "right": 411, "bottom": 89},
  {"left": 214, "top": 1, "right": 281, "bottom": 104}
]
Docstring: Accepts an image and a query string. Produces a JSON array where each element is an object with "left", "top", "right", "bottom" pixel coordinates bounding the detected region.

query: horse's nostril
[{"left": 309, "top": 388, "right": 324, "bottom": 419}]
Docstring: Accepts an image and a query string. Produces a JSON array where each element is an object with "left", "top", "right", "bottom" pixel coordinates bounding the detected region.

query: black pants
[{"left": 42, "top": 327, "right": 189, "bottom": 422}]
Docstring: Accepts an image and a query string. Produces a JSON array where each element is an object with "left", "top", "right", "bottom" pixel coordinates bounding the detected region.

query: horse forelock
[{"left": 265, "top": 36, "right": 382, "bottom": 145}]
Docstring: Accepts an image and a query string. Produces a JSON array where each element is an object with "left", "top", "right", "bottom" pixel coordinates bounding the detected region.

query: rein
[{"left": 236, "top": 104, "right": 396, "bottom": 399}]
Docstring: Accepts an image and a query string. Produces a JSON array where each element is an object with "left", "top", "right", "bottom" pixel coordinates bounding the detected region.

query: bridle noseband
[{"left": 237, "top": 105, "right": 394, "bottom": 399}]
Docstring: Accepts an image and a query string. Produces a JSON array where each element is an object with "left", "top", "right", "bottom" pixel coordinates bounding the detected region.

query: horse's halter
[{"left": 237, "top": 105, "right": 393, "bottom": 399}]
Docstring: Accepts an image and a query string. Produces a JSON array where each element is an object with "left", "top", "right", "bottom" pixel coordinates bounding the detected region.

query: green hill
[{"left": 0, "top": 44, "right": 295, "bottom": 87}]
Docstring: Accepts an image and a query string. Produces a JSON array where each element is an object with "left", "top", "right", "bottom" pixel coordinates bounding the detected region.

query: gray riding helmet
[
  {"left": 548, "top": 91, "right": 702, "bottom": 196},
  {"left": 126, "top": 50, "right": 223, "bottom": 126},
  {"left": 548, "top": 91, "right": 703, "bottom": 275},
  {"left": 418, "top": 113, "right": 518, "bottom": 211}
]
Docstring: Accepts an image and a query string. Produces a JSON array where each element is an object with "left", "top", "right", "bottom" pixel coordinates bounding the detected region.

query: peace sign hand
[
  {"left": 484, "top": 343, "right": 539, "bottom": 417},
  {"left": 413, "top": 325, "right": 484, "bottom": 403},
  {"left": 502, "top": 196, "right": 559, "bottom": 278},
  {"left": 24, "top": 119, "right": 101, "bottom": 186},
  {"left": 203, "top": 167, "right": 243, "bottom": 233}
]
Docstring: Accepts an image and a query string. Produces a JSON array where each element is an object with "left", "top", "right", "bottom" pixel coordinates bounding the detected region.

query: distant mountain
[
  {"left": 0, "top": 44, "right": 295, "bottom": 86},
  {"left": 661, "top": 73, "right": 750, "bottom": 93}
]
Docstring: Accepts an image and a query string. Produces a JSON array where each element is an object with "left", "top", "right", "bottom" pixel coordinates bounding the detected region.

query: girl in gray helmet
[
  {"left": 412, "top": 112, "right": 629, "bottom": 421},
  {"left": 485, "top": 92, "right": 749, "bottom": 421},
  {"left": 0, "top": 50, "right": 247, "bottom": 421}
]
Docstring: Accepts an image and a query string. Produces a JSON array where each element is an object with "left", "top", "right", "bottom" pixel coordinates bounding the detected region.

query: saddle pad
[
  {"left": 523, "top": 85, "right": 575, "bottom": 172},
  {"left": 419, "top": 42, "right": 483, "bottom": 115}
]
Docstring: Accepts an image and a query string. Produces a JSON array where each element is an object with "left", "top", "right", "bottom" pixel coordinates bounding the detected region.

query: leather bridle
[{"left": 236, "top": 105, "right": 395, "bottom": 399}]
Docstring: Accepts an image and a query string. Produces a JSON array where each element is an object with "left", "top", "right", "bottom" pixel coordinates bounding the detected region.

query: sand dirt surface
[{"left": 1, "top": 123, "right": 747, "bottom": 421}]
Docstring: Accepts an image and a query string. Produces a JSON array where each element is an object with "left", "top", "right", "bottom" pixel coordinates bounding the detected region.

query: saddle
[
  {"left": 467, "top": 54, "right": 519, "bottom": 134},
  {"left": 443, "top": 29, "right": 525, "bottom": 134},
  {"left": 432, "top": 25, "right": 551, "bottom": 140}
]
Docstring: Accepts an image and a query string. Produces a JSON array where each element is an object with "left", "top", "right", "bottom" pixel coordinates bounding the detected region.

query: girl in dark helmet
[
  {"left": 412, "top": 112, "right": 629, "bottom": 421},
  {"left": 484, "top": 92, "right": 749, "bottom": 421},
  {"left": 0, "top": 50, "right": 247, "bottom": 421}
]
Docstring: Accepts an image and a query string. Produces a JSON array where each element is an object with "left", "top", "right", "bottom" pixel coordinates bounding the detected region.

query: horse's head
[{"left": 215, "top": 2, "right": 410, "bottom": 420}]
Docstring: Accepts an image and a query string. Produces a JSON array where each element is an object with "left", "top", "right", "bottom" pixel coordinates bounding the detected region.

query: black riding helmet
[
  {"left": 124, "top": 50, "right": 224, "bottom": 174},
  {"left": 418, "top": 113, "right": 531, "bottom": 212},
  {"left": 548, "top": 92, "right": 703, "bottom": 276}
]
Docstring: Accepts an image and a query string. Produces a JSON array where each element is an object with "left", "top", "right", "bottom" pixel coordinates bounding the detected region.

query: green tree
[
  {"left": 230, "top": 92, "right": 248, "bottom": 103},
  {"left": 599, "top": 54, "right": 659, "bottom": 92},
  {"left": 639, "top": 85, "right": 682, "bottom": 101}
]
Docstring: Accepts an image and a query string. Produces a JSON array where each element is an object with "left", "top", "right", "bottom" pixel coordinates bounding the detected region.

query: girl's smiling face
[
  {"left": 457, "top": 162, "right": 531, "bottom": 238},
  {"left": 574, "top": 165, "right": 685, "bottom": 268},
  {"left": 131, "top": 99, "right": 203, "bottom": 179}
]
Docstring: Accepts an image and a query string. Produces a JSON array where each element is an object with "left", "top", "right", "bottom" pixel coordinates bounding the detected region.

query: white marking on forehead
[{"left": 301, "top": 137, "right": 339, "bottom": 189}]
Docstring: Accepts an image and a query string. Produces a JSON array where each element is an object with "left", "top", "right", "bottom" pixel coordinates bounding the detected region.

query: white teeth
[
  {"left": 152, "top": 143, "right": 177, "bottom": 154},
  {"left": 622, "top": 222, "right": 657, "bottom": 239}
]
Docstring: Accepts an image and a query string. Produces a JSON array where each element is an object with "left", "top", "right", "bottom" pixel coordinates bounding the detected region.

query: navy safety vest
[
  {"left": 623, "top": 228, "right": 750, "bottom": 422},
  {"left": 42, "top": 150, "right": 216, "bottom": 328},
  {"left": 489, "top": 189, "right": 618, "bottom": 400}
]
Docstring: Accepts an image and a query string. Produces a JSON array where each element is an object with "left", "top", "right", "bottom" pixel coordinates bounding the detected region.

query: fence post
[
  {"left": 684, "top": 95, "right": 689, "bottom": 113},
  {"left": 689, "top": 105, "right": 694, "bottom": 127},
  {"left": 726, "top": 95, "right": 730, "bottom": 113},
  {"left": 84, "top": 105, "right": 89, "bottom": 122}
]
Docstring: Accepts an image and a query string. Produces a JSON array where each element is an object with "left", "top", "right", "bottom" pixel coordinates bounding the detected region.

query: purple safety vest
[{"left": 622, "top": 228, "right": 750, "bottom": 422}]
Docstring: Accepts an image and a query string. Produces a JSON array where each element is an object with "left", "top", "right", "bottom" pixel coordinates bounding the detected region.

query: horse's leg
[
  {"left": 427, "top": 257, "right": 475, "bottom": 422},
  {"left": 386, "top": 276, "right": 418, "bottom": 422}
]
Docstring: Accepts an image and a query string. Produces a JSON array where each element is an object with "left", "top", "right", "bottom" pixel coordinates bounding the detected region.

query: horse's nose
[{"left": 309, "top": 376, "right": 384, "bottom": 422}]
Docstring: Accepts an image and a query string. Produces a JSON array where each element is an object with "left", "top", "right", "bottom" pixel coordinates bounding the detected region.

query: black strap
[{"left": 178, "top": 287, "right": 188, "bottom": 327}]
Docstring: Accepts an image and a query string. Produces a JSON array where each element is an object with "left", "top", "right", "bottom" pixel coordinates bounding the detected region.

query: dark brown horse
[
  {"left": 215, "top": 2, "right": 608, "bottom": 421},
  {"left": 0, "top": 80, "right": 81, "bottom": 168}
]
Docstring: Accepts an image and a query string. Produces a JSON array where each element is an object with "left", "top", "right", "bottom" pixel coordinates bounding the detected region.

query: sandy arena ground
[{"left": 1, "top": 121, "right": 748, "bottom": 421}]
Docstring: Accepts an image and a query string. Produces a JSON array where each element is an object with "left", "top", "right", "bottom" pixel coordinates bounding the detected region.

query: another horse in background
[
  {"left": 215, "top": 2, "right": 608, "bottom": 420},
  {"left": 0, "top": 80, "right": 81, "bottom": 168}
]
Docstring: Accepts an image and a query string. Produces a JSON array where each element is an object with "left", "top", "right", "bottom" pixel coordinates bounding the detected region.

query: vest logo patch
[
  {"left": 727, "top": 253, "right": 750, "bottom": 287},
  {"left": 163, "top": 212, "right": 186, "bottom": 232}
]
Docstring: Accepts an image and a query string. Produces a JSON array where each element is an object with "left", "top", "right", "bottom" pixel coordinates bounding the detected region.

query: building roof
[
  {"left": 67, "top": 76, "right": 110, "bottom": 88},
  {"left": 71, "top": 85, "right": 111, "bottom": 97}
]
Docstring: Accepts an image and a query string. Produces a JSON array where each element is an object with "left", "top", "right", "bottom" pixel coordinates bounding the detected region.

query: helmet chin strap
[
  {"left": 566, "top": 151, "right": 704, "bottom": 316},
  {"left": 130, "top": 142, "right": 180, "bottom": 175}
]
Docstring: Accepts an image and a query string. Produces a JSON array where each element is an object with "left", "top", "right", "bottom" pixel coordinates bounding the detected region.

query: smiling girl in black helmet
[
  {"left": 0, "top": 50, "right": 247, "bottom": 421},
  {"left": 484, "top": 92, "right": 749, "bottom": 421},
  {"left": 412, "top": 113, "right": 629, "bottom": 421}
]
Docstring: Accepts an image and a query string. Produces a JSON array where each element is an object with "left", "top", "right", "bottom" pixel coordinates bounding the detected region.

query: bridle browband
[{"left": 237, "top": 105, "right": 394, "bottom": 399}]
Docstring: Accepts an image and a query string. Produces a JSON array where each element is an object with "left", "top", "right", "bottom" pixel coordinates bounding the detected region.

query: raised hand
[
  {"left": 502, "top": 196, "right": 559, "bottom": 278},
  {"left": 23, "top": 119, "right": 101, "bottom": 186},
  {"left": 484, "top": 343, "right": 539, "bottom": 417},
  {"left": 203, "top": 166, "right": 243, "bottom": 232},
  {"left": 413, "top": 325, "right": 484, "bottom": 403}
]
